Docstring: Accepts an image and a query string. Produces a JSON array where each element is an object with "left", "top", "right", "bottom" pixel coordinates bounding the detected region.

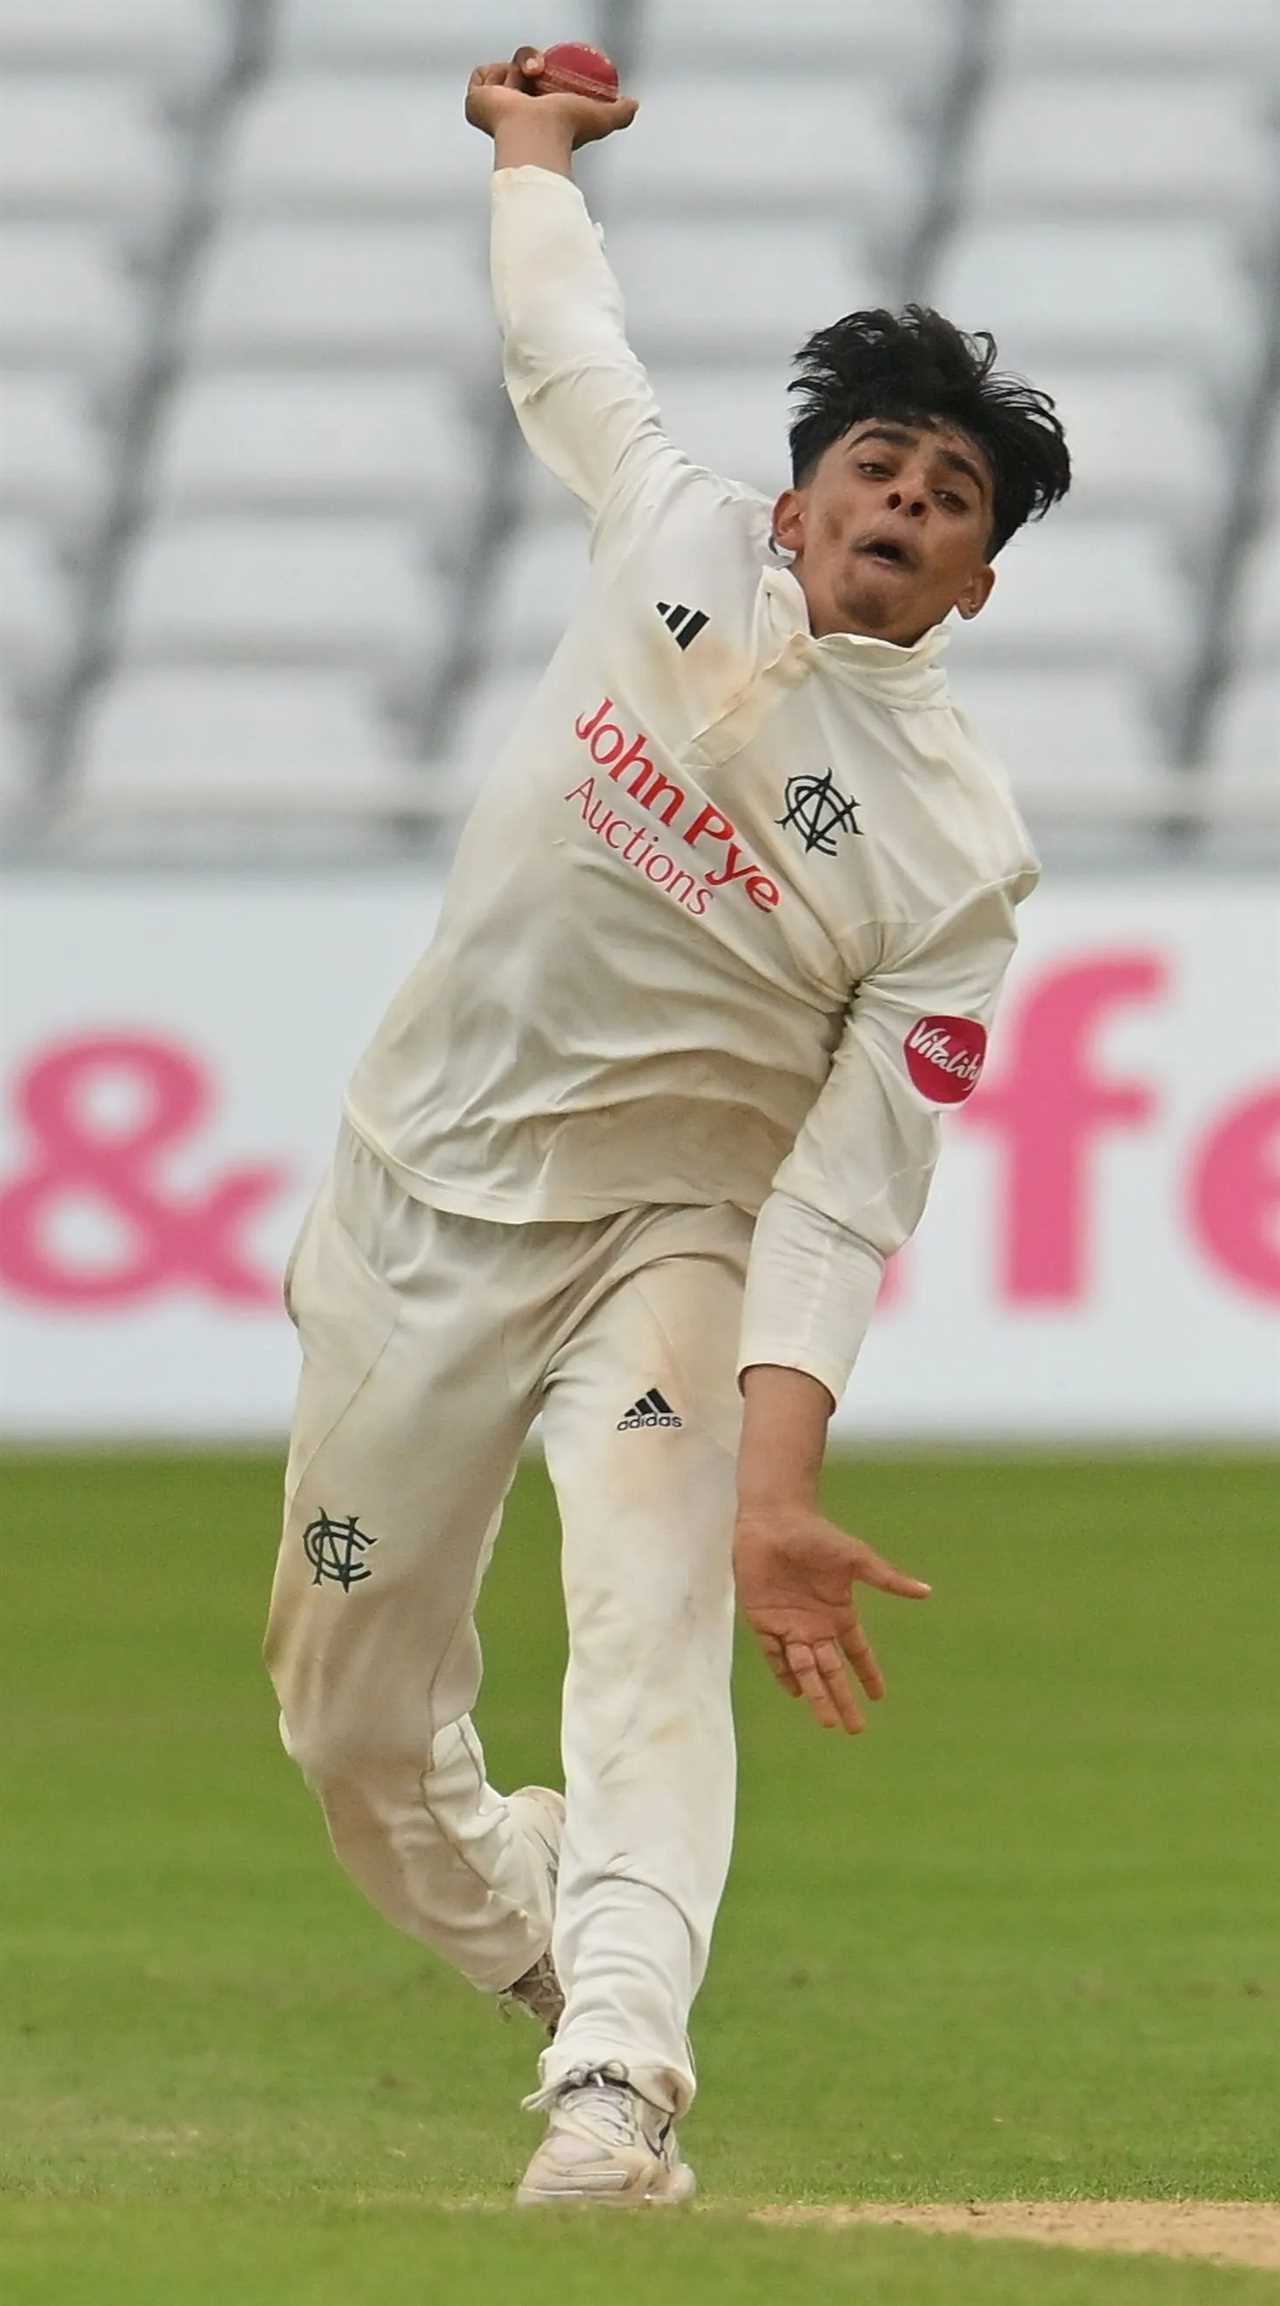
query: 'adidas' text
[{"left": 617, "top": 1388, "right": 684, "bottom": 1432}]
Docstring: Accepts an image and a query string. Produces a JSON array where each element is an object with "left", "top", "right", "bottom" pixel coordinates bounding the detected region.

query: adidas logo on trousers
[{"left": 617, "top": 1388, "right": 683, "bottom": 1431}]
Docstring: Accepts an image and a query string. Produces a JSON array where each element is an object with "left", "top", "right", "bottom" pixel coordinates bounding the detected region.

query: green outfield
[{"left": 5, "top": 1450, "right": 1278, "bottom": 2305}]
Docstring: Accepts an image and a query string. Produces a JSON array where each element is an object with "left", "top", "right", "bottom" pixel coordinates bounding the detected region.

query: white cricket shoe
[
  {"left": 516, "top": 2063, "right": 696, "bottom": 2208},
  {"left": 497, "top": 1785, "right": 565, "bottom": 2037}
]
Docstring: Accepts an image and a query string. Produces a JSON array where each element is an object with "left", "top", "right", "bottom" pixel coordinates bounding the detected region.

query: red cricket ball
[{"left": 536, "top": 41, "right": 620, "bottom": 100}]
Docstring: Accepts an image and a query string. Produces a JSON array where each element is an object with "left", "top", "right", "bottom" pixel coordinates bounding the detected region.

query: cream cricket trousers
[{"left": 265, "top": 1122, "right": 752, "bottom": 2117}]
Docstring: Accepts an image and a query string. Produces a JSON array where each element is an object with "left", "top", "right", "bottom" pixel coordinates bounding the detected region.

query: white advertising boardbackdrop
[{"left": 1, "top": 871, "right": 1277, "bottom": 1441}]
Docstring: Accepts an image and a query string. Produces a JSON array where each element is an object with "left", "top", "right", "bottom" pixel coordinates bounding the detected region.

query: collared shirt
[{"left": 345, "top": 166, "right": 1039, "bottom": 1398}]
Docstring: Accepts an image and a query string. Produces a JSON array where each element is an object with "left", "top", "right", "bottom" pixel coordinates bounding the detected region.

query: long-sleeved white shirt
[{"left": 345, "top": 166, "right": 1039, "bottom": 1400}]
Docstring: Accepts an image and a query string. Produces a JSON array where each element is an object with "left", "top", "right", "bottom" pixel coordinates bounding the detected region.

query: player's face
[{"left": 773, "top": 420, "right": 997, "bottom": 646}]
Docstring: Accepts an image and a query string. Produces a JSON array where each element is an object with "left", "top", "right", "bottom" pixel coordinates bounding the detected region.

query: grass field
[{"left": 5, "top": 1449, "right": 1278, "bottom": 2304}]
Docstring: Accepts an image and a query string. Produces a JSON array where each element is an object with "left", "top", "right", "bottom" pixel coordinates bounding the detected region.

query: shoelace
[{"left": 556, "top": 2062, "right": 648, "bottom": 2150}]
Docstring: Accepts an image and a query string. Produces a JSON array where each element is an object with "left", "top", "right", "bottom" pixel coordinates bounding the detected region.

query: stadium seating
[
  {"left": 0, "top": 517, "right": 77, "bottom": 676},
  {"left": 148, "top": 373, "right": 486, "bottom": 522},
  {"left": 1037, "top": 371, "right": 1226, "bottom": 532},
  {"left": 0, "top": 225, "right": 144, "bottom": 366},
  {"left": 223, "top": 76, "right": 496, "bottom": 214},
  {"left": 1209, "top": 669, "right": 1280, "bottom": 778},
  {"left": 0, "top": 0, "right": 222, "bottom": 67},
  {"left": 606, "top": 78, "right": 915, "bottom": 216},
  {"left": 78, "top": 667, "right": 441, "bottom": 800},
  {"left": 602, "top": 219, "right": 883, "bottom": 364},
  {"left": 950, "top": 520, "right": 1192, "bottom": 667},
  {"left": 0, "top": 74, "right": 186, "bottom": 216},
  {"left": 963, "top": 76, "right": 1275, "bottom": 221},
  {"left": 933, "top": 222, "right": 1261, "bottom": 388},
  {"left": 1, "top": 0, "right": 1275, "bottom": 857},
  {"left": 1000, "top": 0, "right": 1280, "bottom": 67},
  {"left": 112, "top": 517, "right": 447, "bottom": 663},
  {"left": 1236, "top": 524, "right": 1280, "bottom": 664},
  {"left": 487, "top": 517, "right": 594, "bottom": 667},
  {"left": 2, "top": 373, "right": 115, "bottom": 528},
  {"left": 641, "top": 0, "right": 956, "bottom": 74},
  {"left": 185, "top": 222, "right": 492, "bottom": 364},
  {"left": 955, "top": 668, "right": 1170, "bottom": 798},
  {"left": 274, "top": 0, "right": 605, "bottom": 69}
]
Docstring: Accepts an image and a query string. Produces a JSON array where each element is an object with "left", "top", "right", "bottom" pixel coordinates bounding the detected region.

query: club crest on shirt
[{"left": 777, "top": 770, "right": 861, "bottom": 856}]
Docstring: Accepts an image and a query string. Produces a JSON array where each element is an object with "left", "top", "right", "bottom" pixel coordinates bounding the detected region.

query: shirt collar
[{"left": 762, "top": 556, "right": 952, "bottom": 707}]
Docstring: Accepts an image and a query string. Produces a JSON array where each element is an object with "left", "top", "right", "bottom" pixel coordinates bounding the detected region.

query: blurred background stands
[{"left": 1, "top": 0, "right": 1276, "bottom": 866}]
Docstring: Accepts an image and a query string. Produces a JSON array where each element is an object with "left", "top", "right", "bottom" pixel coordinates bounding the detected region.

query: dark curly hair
[{"left": 788, "top": 305, "right": 1071, "bottom": 555}]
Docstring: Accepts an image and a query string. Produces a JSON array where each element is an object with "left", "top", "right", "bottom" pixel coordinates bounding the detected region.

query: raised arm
[{"left": 466, "top": 53, "right": 683, "bottom": 538}]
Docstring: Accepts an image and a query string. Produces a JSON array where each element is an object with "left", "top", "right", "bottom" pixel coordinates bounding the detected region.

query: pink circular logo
[{"left": 904, "top": 1015, "right": 988, "bottom": 1105}]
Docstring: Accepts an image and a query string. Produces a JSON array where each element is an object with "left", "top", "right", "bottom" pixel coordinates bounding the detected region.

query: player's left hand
[{"left": 733, "top": 1506, "right": 931, "bottom": 1733}]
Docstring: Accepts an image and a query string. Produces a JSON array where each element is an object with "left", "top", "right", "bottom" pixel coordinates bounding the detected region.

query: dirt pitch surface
[{"left": 755, "top": 2202, "right": 1280, "bottom": 2271}]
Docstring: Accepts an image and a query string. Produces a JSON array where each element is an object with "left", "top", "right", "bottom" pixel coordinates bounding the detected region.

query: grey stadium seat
[
  {"left": 964, "top": 75, "right": 1276, "bottom": 221},
  {"left": 0, "top": 0, "right": 223, "bottom": 67},
  {"left": 78, "top": 668, "right": 429, "bottom": 798},
  {"left": 275, "top": 0, "right": 605, "bottom": 66},
  {"left": 1236, "top": 523, "right": 1280, "bottom": 664},
  {"left": 933, "top": 222, "right": 1261, "bottom": 391},
  {"left": 949, "top": 521, "right": 1190, "bottom": 666},
  {"left": 487, "top": 517, "right": 594, "bottom": 665},
  {"left": 0, "top": 74, "right": 184, "bottom": 216},
  {"left": 0, "top": 676, "right": 38, "bottom": 800},
  {"left": 1000, "top": 0, "right": 1280, "bottom": 69},
  {"left": 0, "top": 225, "right": 143, "bottom": 365},
  {"left": 149, "top": 374, "right": 486, "bottom": 522},
  {"left": 223, "top": 76, "right": 492, "bottom": 213},
  {"left": 601, "top": 219, "right": 883, "bottom": 364},
  {"left": 1045, "top": 370, "right": 1226, "bottom": 532},
  {"left": 1209, "top": 669, "right": 1280, "bottom": 777},
  {"left": 605, "top": 76, "right": 915, "bottom": 217},
  {"left": 641, "top": 0, "right": 956, "bottom": 75},
  {"left": 956, "top": 667, "right": 1169, "bottom": 800},
  {"left": 647, "top": 369, "right": 795, "bottom": 501},
  {"left": 112, "top": 516, "right": 449, "bottom": 664},
  {"left": 0, "top": 516, "right": 77, "bottom": 673},
  {"left": 184, "top": 222, "right": 492, "bottom": 365},
  {"left": 1, "top": 373, "right": 115, "bottom": 527}
]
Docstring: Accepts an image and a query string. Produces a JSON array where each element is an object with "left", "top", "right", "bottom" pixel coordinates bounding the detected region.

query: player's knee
[{"left": 275, "top": 1697, "right": 381, "bottom": 1790}]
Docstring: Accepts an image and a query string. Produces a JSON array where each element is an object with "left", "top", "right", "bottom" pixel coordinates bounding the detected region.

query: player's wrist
[{"left": 492, "top": 116, "right": 577, "bottom": 174}]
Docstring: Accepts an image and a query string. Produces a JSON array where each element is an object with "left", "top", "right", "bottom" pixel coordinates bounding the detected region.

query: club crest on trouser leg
[{"left": 302, "top": 1509, "right": 377, "bottom": 1588}]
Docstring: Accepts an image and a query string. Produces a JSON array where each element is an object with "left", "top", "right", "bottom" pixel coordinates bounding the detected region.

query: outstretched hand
[
  {"left": 734, "top": 1505, "right": 931, "bottom": 1734},
  {"left": 466, "top": 51, "right": 639, "bottom": 149}
]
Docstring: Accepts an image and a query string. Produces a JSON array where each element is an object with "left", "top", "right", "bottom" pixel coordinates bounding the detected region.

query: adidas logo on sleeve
[{"left": 617, "top": 1388, "right": 684, "bottom": 1432}]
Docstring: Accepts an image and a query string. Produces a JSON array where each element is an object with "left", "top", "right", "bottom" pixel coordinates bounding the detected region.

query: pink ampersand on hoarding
[{"left": 0, "top": 1032, "right": 289, "bottom": 1308}]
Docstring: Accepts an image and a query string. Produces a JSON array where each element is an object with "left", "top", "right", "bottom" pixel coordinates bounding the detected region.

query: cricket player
[{"left": 265, "top": 51, "right": 1071, "bottom": 2207}]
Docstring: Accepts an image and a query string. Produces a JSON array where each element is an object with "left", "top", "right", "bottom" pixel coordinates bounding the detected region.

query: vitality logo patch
[
  {"left": 904, "top": 1016, "right": 988, "bottom": 1104},
  {"left": 617, "top": 1388, "right": 684, "bottom": 1432}
]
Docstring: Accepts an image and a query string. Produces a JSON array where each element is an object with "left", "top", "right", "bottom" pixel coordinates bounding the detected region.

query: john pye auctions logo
[
  {"left": 904, "top": 1015, "right": 988, "bottom": 1105},
  {"left": 566, "top": 698, "right": 781, "bottom": 918}
]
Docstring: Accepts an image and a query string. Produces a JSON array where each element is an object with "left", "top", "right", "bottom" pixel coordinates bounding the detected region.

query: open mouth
[{"left": 856, "top": 534, "right": 916, "bottom": 570}]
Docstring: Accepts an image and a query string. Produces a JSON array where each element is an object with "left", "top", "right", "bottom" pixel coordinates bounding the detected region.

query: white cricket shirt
[{"left": 345, "top": 167, "right": 1039, "bottom": 1399}]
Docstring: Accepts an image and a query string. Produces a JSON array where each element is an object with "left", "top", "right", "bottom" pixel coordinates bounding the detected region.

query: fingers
[
  {"left": 511, "top": 46, "right": 545, "bottom": 81},
  {"left": 786, "top": 1639, "right": 865, "bottom": 1736},
  {"left": 853, "top": 1544, "right": 932, "bottom": 1601},
  {"left": 760, "top": 1632, "right": 802, "bottom": 1699},
  {"left": 840, "top": 1616, "right": 886, "bottom": 1703}
]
